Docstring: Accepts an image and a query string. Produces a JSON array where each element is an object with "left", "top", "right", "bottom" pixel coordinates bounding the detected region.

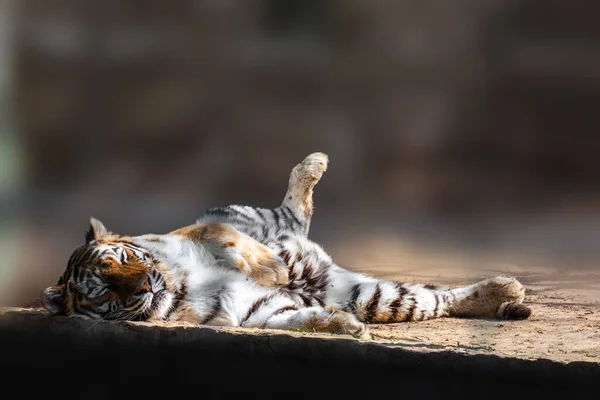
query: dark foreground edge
[{"left": 0, "top": 308, "right": 598, "bottom": 399}]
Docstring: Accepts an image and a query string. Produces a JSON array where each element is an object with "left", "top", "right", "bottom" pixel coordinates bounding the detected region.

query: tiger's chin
[{"left": 141, "top": 290, "right": 174, "bottom": 322}]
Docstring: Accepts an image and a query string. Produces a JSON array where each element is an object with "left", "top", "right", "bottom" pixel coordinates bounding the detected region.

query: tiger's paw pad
[
  {"left": 499, "top": 301, "right": 532, "bottom": 320},
  {"left": 294, "top": 152, "right": 329, "bottom": 183}
]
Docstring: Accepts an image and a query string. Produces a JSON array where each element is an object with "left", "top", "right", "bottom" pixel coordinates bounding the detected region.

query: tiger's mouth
[
  {"left": 135, "top": 265, "right": 171, "bottom": 321},
  {"left": 121, "top": 269, "right": 170, "bottom": 322}
]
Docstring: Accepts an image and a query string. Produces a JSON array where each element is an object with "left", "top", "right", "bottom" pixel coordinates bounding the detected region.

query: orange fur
[{"left": 171, "top": 223, "right": 288, "bottom": 287}]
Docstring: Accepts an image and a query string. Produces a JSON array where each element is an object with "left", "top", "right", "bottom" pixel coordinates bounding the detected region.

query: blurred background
[{"left": 0, "top": 0, "right": 599, "bottom": 306}]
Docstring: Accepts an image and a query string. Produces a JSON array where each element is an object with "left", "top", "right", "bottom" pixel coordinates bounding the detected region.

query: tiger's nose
[{"left": 134, "top": 275, "right": 152, "bottom": 296}]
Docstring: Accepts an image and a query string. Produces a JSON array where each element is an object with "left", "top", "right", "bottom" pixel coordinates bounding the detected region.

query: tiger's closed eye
[
  {"left": 71, "top": 280, "right": 105, "bottom": 299},
  {"left": 107, "top": 283, "right": 119, "bottom": 292}
]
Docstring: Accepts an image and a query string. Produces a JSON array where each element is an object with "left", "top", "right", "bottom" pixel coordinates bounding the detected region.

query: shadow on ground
[{"left": 1, "top": 308, "right": 598, "bottom": 399}]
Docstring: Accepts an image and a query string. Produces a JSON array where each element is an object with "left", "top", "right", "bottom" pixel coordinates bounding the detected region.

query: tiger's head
[{"left": 41, "top": 217, "right": 170, "bottom": 321}]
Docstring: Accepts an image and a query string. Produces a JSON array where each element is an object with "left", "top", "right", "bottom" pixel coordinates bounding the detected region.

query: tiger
[{"left": 41, "top": 152, "right": 531, "bottom": 338}]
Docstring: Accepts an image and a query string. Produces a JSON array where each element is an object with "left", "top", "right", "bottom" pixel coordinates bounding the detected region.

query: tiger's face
[{"left": 41, "top": 218, "right": 169, "bottom": 321}]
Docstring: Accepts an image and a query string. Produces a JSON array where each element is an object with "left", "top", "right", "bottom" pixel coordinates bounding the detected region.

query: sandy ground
[
  {"left": 324, "top": 237, "right": 600, "bottom": 364},
  {"left": 360, "top": 266, "right": 600, "bottom": 364}
]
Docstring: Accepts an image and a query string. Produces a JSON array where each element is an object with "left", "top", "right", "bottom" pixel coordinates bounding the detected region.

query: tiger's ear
[
  {"left": 41, "top": 285, "right": 66, "bottom": 314},
  {"left": 85, "top": 217, "right": 108, "bottom": 243}
]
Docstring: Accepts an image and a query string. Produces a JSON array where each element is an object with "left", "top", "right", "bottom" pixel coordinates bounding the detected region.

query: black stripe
[
  {"left": 127, "top": 299, "right": 147, "bottom": 316},
  {"left": 68, "top": 248, "right": 84, "bottom": 269},
  {"left": 255, "top": 208, "right": 268, "bottom": 224},
  {"left": 261, "top": 304, "right": 299, "bottom": 329},
  {"left": 262, "top": 225, "right": 270, "bottom": 239},
  {"left": 240, "top": 294, "right": 275, "bottom": 326},
  {"left": 282, "top": 206, "right": 302, "bottom": 229},
  {"left": 268, "top": 208, "right": 282, "bottom": 227},
  {"left": 279, "top": 250, "right": 292, "bottom": 266},
  {"left": 298, "top": 294, "right": 313, "bottom": 307},
  {"left": 347, "top": 284, "right": 361, "bottom": 313},
  {"left": 278, "top": 207, "right": 291, "bottom": 228},
  {"left": 200, "top": 294, "right": 222, "bottom": 325},
  {"left": 204, "top": 208, "right": 229, "bottom": 218},
  {"left": 72, "top": 267, "right": 82, "bottom": 286},
  {"left": 118, "top": 242, "right": 146, "bottom": 254},
  {"left": 71, "top": 248, "right": 93, "bottom": 281},
  {"left": 270, "top": 305, "right": 298, "bottom": 317},
  {"left": 388, "top": 303, "right": 400, "bottom": 322},
  {"left": 226, "top": 205, "right": 248, "bottom": 214},
  {"left": 388, "top": 286, "right": 406, "bottom": 322},
  {"left": 75, "top": 306, "right": 100, "bottom": 319},
  {"left": 433, "top": 293, "right": 440, "bottom": 318},
  {"left": 365, "top": 284, "right": 381, "bottom": 322},
  {"left": 300, "top": 261, "right": 314, "bottom": 280},
  {"left": 405, "top": 297, "right": 417, "bottom": 322},
  {"left": 226, "top": 206, "right": 255, "bottom": 224},
  {"left": 204, "top": 207, "right": 253, "bottom": 225},
  {"left": 165, "top": 278, "right": 188, "bottom": 320},
  {"left": 280, "top": 206, "right": 292, "bottom": 225}
]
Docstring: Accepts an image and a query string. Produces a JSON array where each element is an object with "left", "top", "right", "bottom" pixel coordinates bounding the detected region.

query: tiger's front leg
[
  {"left": 244, "top": 305, "right": 369, "bottom": 339},
  {"left": 170, "top": 223, "right": 289, "bottom": 287}
]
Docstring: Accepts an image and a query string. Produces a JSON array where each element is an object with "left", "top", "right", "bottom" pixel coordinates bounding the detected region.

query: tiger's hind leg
[
  {"left": 338, "top": 275, "right": 531, "bottom": 324},
  {"left": 446, "top": 276, "right": 531, "bottom": 320},
  {"left": 279, "top": 152, "right": 329, "bottom": 235},
  {"left": 199, "top": 152, "right": 328, "bottom": 238}
]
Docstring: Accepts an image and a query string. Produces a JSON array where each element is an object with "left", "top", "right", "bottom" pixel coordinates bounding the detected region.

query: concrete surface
[{"left": 1, "top": 307, "right": 598, "bottom": 399}]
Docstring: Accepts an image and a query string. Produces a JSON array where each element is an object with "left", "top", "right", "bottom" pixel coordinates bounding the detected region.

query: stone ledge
[{"left": 1, "top": 307, "right": 598, "bottom": 399}]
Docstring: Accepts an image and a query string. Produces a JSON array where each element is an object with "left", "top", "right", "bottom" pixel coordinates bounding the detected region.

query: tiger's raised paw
[
  {"left": 173, "top": 223, "right": 289, "bottom": 287},
  {"left": 294, "top": 152, "right": 329, "bottom": 183}
]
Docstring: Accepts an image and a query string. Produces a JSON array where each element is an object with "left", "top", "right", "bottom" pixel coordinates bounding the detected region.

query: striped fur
[{"left": 42, "top": 152, "right": 531, "bottom": 338}]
